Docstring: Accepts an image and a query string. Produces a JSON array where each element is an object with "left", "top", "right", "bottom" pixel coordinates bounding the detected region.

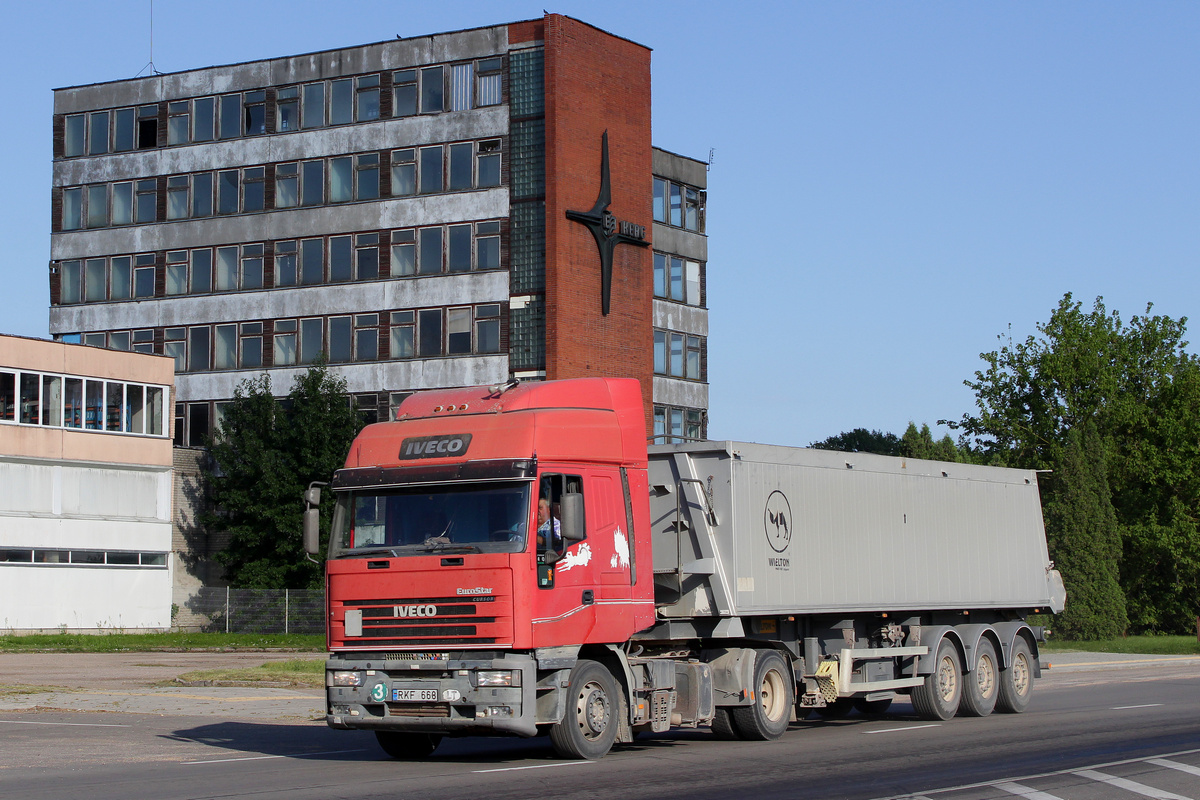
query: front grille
[
  {"left": 341, "top": 594, "right": 510, "bottom": 648},
  {"left": 386, "top": 702, "right": 450, "bottom": 717}
]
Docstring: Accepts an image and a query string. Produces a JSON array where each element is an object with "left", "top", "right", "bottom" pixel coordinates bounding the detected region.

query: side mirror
[
  {"left": 302, "top": 483, "right": 323, "bottom": 555},
  {"left": 560, "top": 492, "right": 585, "bottom": 542}
]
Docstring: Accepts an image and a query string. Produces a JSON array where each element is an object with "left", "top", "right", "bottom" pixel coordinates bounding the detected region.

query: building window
[
  {"left": 654, "top": 178, "right": 705, "bottom": 233},
  {"left": 302, "top": 83, "right": 325, "bottom": 128},
  {"left": 301, "top": 160, "right": 324, "bottom": 206},
  {"left": 330, "top": 78, "right": 353, "bottom": 125},
  {"left": 476, "top": 305, "right": 501, "bottom": 353},
  {"left": 1, "top": 369, "right": 165, "bottom": 436},
  {"left": 275, "top": 241, "right": 298, "bottom": 286},
  {"left": 391, "top": 149, "right": 416, "bottom": 196},
  {"left": 477, "top": 221, "right": 501, "bottom": 269},
  {"left": 420, "top": 66, "right": 444, "bottom": 113},
  {"left": 418, "top": 309, "right": 442, "bottom": 357},
  {"left": 64, "top": 114, "right": 85, "bottom": 157},
  {"left": 190, "top": 249, "right": 213, "bottom": 293},
  {"left": 243, "top": 167, "right": 265, "bottom": 212},
  {"left": 165, "top": 251, "right": 187, "bottom": 295},
  {"left": 354, "top": 314, "right": 379, "bottom": 361},
  {"left": 654, "top": 330, "right": 704, "bottom": 380},
  {"left": 168, "top": 101, "right": 190, "bottom": 145},
  {"left": 393, "top": 70, "right": 417, "bottom": 117},
  {"left": 356, "top": 233, "right": 379, "bottom": 280},
  {"left": 477, "top": 58, "right": 502, "bottom": 106},
  {"left": 329, "top": 236, "right": 352, "bottom": 282},
  {"left": 110, "top": 256, "right": 132, "bottom": 300},
  {"left": 451, "top": 63, "right": 473, "bottom": 111},
  {"left": 163, "top": 328, "right": 184, "bottom": 373},
  {"left": 192, "top": 172, "right": 213, "bottom": 217},
  {"left": 193, "top": 97, "right": 215, "bottom": 142},
  {"left": 88, "top": 111, "right": 109, "bottom": 155},
  {"left": 447, "top": 225, "right": 471, "bottom": 272},
  {"left": 241, "top": 244, "right": 264, "bottom": 289},
  {"left": 654, "top": 253, "right": 702, "bottom": 306},
  {"left": 356, "top": 153, "right": 379, "bottom": 200},
  {"left": 449, "top": 142, "right": 473, "bottom": 191},
  {"left": 276, "top": 163, "right": 298, "bottom": 208},
  {"left": 277, "top": 86, "right": 300, "bottom": 132},
  {"left": 240, "top": 322, "right": 263, "bottom": 369},
  {"left": 219, "top": 94, "right": 241, "bottom": 139},
  {"left": 328, "top": 317, "right": 352, "bottom": 363},
  {"left": 419, "top": 227, "right": 442, "bottom": 274},
  {"left": 274, "top": 320, "right": 298, "bottom": 365},
  {"left": 357, "top": 75, "right": 380, "bottom": 121},
  {"left": 300, "top": 318, "right": 323, "bottom": 364},
  {"left": 447, "top": 307, "right": 471, "bottom": 354},
  {"left": 133, "top": 255, "right": 156, "bottom": 298},
  {"left": 61, "top": 188, "right": 82, "bottom": 230},
  {"left": 167, "top": 176, "right": 189, "bottom": 220},
  {"left": 137, "top": 105, "right": 158, "bottom": 149},
  {"left": 243, "top": 90, "right": 266, "bottom": 135},
  {"left": 478, "top": 139, "right": 502, "bottom": 187},
  {"left": 300, "top": 238, "right": 324, "bottom": 284},
  {"left": 218, "top": 170, "right": 239, "bottom": 214},
  {"left": 392, "top": 230, "right": 416, "bottom": 276},
  {"left": 653, "top": 405, "right": 704, "bottom": 444},
  {"left": 113, "top": 108, "right": 136, "bottom": 151},
  {"left": 215, "top": 246, "right": 238, "bottom": 291},
  {"left": 420, "top": 145, "right": 443, "bottom": 193},
  {"left": 86, "top": 185, "right": 108, "bottom": 228},
  {"left": 390, "top": 310, "right": 414, "bottom": 358},
  {"left": 214, "top": 324, "right": 237, "bottom": 369}
]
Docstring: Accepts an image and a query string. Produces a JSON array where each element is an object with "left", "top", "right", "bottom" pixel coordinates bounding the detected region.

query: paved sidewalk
[{"left": 0, "top": 651, "right": 325, "bottom": 721}]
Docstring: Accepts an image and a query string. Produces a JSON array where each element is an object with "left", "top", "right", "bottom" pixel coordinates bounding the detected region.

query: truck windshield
[{"left": 329, "top": 481, "right": 531, "bottom": 558}]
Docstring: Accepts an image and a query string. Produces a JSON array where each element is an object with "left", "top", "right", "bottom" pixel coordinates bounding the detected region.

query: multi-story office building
[{"left": 48, "top": 14, "right": 709, "bottom": 447}]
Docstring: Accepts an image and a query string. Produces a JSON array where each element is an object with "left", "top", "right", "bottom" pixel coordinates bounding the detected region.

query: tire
[
  {"left": 959, "top": 638, "right": 999, "bottom": 717},
  {"left": 374, "top": 731, "right": 442, "bottom": 759},
  {"left": 710, "top": 707, "right": 742, "bottom": 740},
  {"left": 996, "top": 636, "right": 1034, "bottom": 714},
  {"left": 813, "top": 698, "right": 854, "bottom": 719},
  {"left": 731, "top": 650, "right": 793, "bottom": 740},
  {"left": 854, "top": 696, "right": 893, "bottom": 716},
  {"left": 910, "top": 638, "right": 962, "bottom": 721},
  {"left": 549, "top": 660, "right": 622, "bottom": 759}
]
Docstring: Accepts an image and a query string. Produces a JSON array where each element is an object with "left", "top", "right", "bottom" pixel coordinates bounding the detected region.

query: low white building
[{"left": 0, "top": 334, "right": 174, "bottom": 631}]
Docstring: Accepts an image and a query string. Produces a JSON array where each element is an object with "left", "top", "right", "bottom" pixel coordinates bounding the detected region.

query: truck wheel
[
  {"left": 374, "top": 731, "right": 442, "bottom": 759},
  {"left": 910, "top": 638, "right": 962, "bottom": 721},
  {"left": 549, "top": 660, "right": 621, "bottom": 759},
  {"left": 731, "top": 650, "right": 793, "bottom": 740},
  {"left": 959, "top": 638, "right": 999, "bottom": 717},
  {"left": 813, "top": 698, "right": 854, "bottom": 719},
  {"left": 711, "top": 707, "right": 742, "bottom": 740},
  {"left": 996, "top": 637, "right": 1034, "bottom": 714},
  {"left": 854, "top": 696, "right": 893, "bottom": 716}
]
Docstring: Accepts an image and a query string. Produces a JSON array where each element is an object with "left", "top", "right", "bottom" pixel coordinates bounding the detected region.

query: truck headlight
[
  {"left": 331, "top": 670, "right": 363, "bottom": 687},
  {"left": 475, "top": 670, "right": 520, "bottom": 687}
]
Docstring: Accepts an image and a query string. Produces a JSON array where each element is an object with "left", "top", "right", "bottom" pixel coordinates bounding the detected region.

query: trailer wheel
[
  {"left": 996, "top": 636, "right": 1034, "bottom": 714},
  {"left": 731, "top": 650, "right": 793, "bottom": 740},
  {"left": 374, "top": 731, "right": 442, "bottom": 759},
  {"left": 710, "top": 707, "right": 742, "bottom": 740},
  {"left": 813, "top": 698, "right": 854, "bottom": 719},
  {"left": 959, "top": 638, "right": 999, "bottom": 717},
  {"left": 549, "top": 659, "right": 621, "bottom": 759},
  {"left": 853, "top": 696, "right": 893, "bottom": 716},
  {"left": 910, "top": 638, "right": 962, "bottom": 721}
]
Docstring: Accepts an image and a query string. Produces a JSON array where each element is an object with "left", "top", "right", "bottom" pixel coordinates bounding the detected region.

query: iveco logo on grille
[
  {"left": 394, "top": 604, "right": 438, "bottom": 618},
  {"left": 398, "top": 434, "right": 472, "bottom": 459}
]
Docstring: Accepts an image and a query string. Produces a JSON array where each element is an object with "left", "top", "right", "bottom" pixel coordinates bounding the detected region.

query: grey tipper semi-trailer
[{"left": 637, "top": 441, "right": 1066, "bottom": 729}]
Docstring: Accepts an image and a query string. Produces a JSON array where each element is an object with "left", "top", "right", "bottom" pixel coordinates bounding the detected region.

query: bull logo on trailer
[{"left": 764, "top": 490, "right": 792, "bottom": 553}]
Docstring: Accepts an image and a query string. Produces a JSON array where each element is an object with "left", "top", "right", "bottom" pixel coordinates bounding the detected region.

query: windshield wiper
[{"left": 421, "top": 536, "right": 480, "bottom": 554}]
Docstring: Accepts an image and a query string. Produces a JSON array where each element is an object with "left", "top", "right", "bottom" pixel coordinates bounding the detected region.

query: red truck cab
[{"left": 316, "top": 378, "right": 655, "bottom": 754}]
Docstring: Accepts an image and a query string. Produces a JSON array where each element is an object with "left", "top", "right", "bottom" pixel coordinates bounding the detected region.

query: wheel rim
[
  {"left": 760, "top": 667, "right": 788, "bottom": 722},
  {"left": 936, "top": 654, "right": 958, "bottom": 702},
  {"left": 976, "top": 654, "right": 996, "bottom": 699},
  {"left": 1011, "top": 652, "right": 1030, "bottom": 697},
  {"left": 575, "top": 681, "right": 610, "bottom": 740}
]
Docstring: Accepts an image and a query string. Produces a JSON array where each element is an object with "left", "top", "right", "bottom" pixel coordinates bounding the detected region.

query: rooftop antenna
[
  {"left": 707, "top": 148, "right": 715, "bottom": 172},
  {"left": 135, "top": 0, "right": 162, "bottom": 77}
]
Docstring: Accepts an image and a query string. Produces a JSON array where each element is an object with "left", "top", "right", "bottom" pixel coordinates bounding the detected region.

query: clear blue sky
[{"left": 4, "top": 2, "right": 1196, "bottom": 447}]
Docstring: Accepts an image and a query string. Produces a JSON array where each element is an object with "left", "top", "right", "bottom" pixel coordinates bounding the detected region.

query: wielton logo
[
  {"left": 565, "top": 130, "right": 650, "bottom": 315},
  {"left": 764, "top": 490, "right": 792, "bottom": 554}
]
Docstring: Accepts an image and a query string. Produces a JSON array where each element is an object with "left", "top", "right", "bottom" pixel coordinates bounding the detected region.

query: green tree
[
  {"left": 810, "top": 428, "right": 902, "bottom": 456},
  {"left": 203, "top": 363, "right": 363, "bottom": 589},
  {"left": 949, "top": 293, "right": 1200, "bottom": 634},
  {"left": 899, "top": 423, "right": 965, "bottom": 462},
  {"left": 1041, "top": 423, "right": 1128, "bottom": 639}
]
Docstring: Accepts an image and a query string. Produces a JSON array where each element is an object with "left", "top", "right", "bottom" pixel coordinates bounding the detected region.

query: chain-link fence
[{"left": 175, "top": 588, "right": 324, "bottom": 634}]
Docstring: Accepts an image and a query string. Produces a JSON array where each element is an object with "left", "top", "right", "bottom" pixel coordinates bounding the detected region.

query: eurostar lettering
[
  {"left": 398, "top": 433, "right": 472, "bottom": 460},
  {"left": 457, "top": 587, "right": 493, "bottom": 595},
  {"left": 394, "top": 604, "right": 438, "bottom": 618}
]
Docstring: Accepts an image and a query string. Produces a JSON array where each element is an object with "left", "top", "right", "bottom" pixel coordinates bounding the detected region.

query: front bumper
[{"left": 324, "top": 651, "right": 538, "bottom": 738}]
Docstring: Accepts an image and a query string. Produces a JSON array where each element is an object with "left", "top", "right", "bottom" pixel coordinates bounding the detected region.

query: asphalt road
[{"left": 2, "top": 652, "right": 1200, "bottom": 800}]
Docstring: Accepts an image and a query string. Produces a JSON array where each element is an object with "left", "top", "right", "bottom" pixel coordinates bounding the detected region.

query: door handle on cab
[{"left": 582, "top": 590, "right": 594, "bottom": 605}]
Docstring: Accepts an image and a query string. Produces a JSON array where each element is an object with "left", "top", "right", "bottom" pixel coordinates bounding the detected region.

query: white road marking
[
  {"left": 864, "top": 724, "right": 941, "bottom": 735},
  {"left": 473, "top": 761, "right": 598, "bottom": 774},
  {"left": 1149, "top": 758, "right": 1200, "bottom": 778},
  {"left": 182, "top": 749, "right": 365, "bottom": 765},
  {"left": 0, "top": 719, "right": 131, "bottom": 728},
  {"left": 994, "top": 782, "right": 1065, "bottom": 800},
  {"left": 1073, "top": 768, "right": 1195, "bottom": 800},
  {"left": 1113, "top": 703, "right": 1166, "bottom": 710}
]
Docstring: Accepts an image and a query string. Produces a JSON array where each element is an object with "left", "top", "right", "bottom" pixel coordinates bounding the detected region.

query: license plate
[{"left": 392, "top": 688, "right": 438, "bottom": 702}]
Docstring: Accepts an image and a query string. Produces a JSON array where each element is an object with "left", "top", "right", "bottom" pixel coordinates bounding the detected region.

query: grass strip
[
  {"left": 0, "top": 632, "right": 325, "bottom": 653},
  {"left": 169, "top": 658, "right": 326, "bottom": 688}
]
